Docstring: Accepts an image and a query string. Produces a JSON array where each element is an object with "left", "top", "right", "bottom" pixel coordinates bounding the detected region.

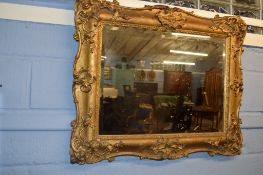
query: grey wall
[{"left": 0, "top": 14, "right": 263, "bottom": 175}]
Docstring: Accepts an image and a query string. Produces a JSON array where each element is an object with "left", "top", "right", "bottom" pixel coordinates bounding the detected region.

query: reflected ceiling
[{"left": 102, "top": 25, "right": 225, "bottom": 64}]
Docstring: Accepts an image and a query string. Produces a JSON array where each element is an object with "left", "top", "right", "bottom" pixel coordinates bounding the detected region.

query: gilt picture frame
[{"left": 70, "top": 0, "right": 246, "bottom": 164}]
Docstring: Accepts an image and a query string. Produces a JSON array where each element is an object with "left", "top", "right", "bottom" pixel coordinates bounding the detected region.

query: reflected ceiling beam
[
  {"left": 150, "top": 40, "right": 217, "bottom": 63},
  {"left": 148, "top": 41, "right": 185, "bottom": 61},
  {"left": 167, "top": 41, "right": 217, "bottom": 59},
  {"left": 158, "top": 40, "right": 202, "bottom": 60},
  {"left": 116, "top": 31, "right": 141, "bottom": 56},
  {"left": 135, "top": 37, "right": 181, "bottom": 61},
  {"left": 124, "top": 35, "right": 153, "bottom": 60},
  {"left": 128, "top": 33, "right": 156, "bottom": 61},
  {"left": 132, "top": 36, "right": 161, "bottom": 60},
  {"left": 150, "top": 53, "right": 198, "bottom": 62},
  {"left": 107, "top": 31, "right": 135, "bottom": 57},
  {"left": 104, "top": 28, "right": 222, "bottom": 64}
]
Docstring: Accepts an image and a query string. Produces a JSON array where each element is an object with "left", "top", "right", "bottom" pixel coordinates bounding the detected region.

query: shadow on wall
[{"left": 104, "top": 152, "right": 236, "bottom": 166}]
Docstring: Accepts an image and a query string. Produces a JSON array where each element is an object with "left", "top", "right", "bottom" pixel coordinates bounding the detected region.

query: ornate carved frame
[{"left": 70, "top": 0, "right": 246, "bottom": 164}]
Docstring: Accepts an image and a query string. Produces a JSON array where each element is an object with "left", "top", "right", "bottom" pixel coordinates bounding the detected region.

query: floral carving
[
  {"left": 157, "top": 9, "right": 186, "bottom": 29},
  {"left": 102, "top": 0, "right": 130, "bottom": 20},
  {"left": 142, "top": 138, "right": 185, "bottom": 160},
  {"left": 71, "top": 109, "right": 94, "bottom": 129},
  {"left": 75, "top": 0, "right": 130, "bottom": 52},
  {"left": 70, "top": 105, "right": 123, "bottom": 164},
  {"left": 230, "top": 77, "right": 243, "bottom": 96},
  {"left": 73, "top": 68, "right": 96, "bottom": 93},
  {"left": 80, "top": 114, "right": 94, "bottom": 128},
  {"left": 210, "top": 15, "right": 246, "bottom": 47},
  {"left": 232, "top": 47, "right": 244, "bottom": 63},
  {"left": 71, "top": 138, "right": 124, "bottom": 164},
  {"left": 209, "top": 114, "right": 242, "bottom": 155},
  {"left": 76, "top": 9, "right": 100, "bottom": 52}
]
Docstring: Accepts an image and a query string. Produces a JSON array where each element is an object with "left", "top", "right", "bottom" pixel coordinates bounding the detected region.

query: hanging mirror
[{"left": 70, "top": 0, "right": 246, "bottom": 164}]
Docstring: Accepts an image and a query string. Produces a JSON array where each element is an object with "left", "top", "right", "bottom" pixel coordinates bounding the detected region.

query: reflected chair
[
  {"left": 153, "top": 95, "right": 190, "bottom": 133},
  {"left": 122, "top": 84, "right": 137, "bottom": 115},
  {"left": 123, "top": 85, "right": 154, "bottom": 133},
  {"left": 193, "top": 68, "right": 223, "bottom": 131},
  {"left": 171, "top": 95, "right": 187, "bottom": 132}
]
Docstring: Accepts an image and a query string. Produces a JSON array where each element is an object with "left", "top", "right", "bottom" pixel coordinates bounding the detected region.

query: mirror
[
  {"left": 70, "top": 0, "right": 246, "bottom": 164},
  {"left": 100, "top": 25, "right": 225, "bottom": 135}
]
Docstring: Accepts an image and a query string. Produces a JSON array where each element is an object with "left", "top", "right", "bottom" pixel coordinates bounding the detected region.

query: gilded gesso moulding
[{"left": 70, "top": 0, "right": 246, "bottom": 164}]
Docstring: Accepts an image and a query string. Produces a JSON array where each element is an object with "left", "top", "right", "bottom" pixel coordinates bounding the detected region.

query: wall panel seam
[
  {"left": 243, "top": 70, "right": 263, "bottom": 73},
  {"left": 0, "top": 54, "right": 75, "bottom": 62}
]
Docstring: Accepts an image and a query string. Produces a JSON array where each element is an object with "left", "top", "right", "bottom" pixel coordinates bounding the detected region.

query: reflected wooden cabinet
[
  {"left": 163, "top": 71, "right": 192, "bottom": 98},
  {"left": 204, "top": 68, "right": 223, "bottom": 109},
  {"left": 134, "top": 82, "right": 158, "bottom": 94}
]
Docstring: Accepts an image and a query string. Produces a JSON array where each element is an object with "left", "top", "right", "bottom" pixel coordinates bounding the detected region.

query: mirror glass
[{"left": 100, "top": 25, "right": 225, "bottom": 135}]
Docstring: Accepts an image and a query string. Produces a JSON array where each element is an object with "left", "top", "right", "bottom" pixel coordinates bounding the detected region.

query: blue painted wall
[
  {"left": 0, "top": 0, "right": 74, "bottom": 9},
  {"left": 1, "top": 8, "right": 263, "bottom": 175}
]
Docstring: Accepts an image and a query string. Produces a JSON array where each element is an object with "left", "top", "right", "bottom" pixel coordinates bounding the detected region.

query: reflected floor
[{"left": 99, "top": 96, "right": 221, "bottom": 135}]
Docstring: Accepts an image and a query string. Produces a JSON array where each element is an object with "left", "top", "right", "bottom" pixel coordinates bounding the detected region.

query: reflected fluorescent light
[
  {"left": 110, "top": 26, "right": 119, "bottom": 31},
  {"left": 172, "top": 32, "right": 210, "bottom": 39},
  {"left": 101, "top": 56, "right": 107, "bottom": 61},
  {"left": 170, "top": 50, "right": 208, "bottom": 57},
  {"left": 163, "top": 61, "right": 195, "bottom": 66},
  {"left": 150, "top": 62, "right": 162, "bottom": 65},
  {"left": 223, "top": 53, "right": 226, "bottom": 57}
]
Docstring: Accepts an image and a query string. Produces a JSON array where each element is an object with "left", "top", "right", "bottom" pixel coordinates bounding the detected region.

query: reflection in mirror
[{"left": 100, "top": 25, "right": 225, "bottom": 135}]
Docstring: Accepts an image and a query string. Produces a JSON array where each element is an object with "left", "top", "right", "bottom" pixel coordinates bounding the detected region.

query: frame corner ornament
[
  {"left": 210, "top": 15, "right": 246, "bottom": 45},
  {"left": 208, "top": 114, "right": 242, "bottom": 155},
  {"left": 71, "top": 138, "right": 124, "bottom": 164}
]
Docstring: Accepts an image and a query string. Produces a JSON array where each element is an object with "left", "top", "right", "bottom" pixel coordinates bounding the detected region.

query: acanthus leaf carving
[
  {"left": 101, "top": 0, "right": 131, "bottom": 21},
  {"left": 142, "top": 138, "right": 185, "bottom": 160},
  {"left": 73, "top": 68, "right": 96, "bottom": 93},
  {"left": 210, "top": 15, "right": 246, "bottom": 48},
  {"left": 230, "top": 77, "right": 243, "bottom": 96},
  {"left": 71, "top": 138, "right": 124, "bottom": 164},
  {"left": 157, "top": 9, "right": 187, "bottom": 29},
  {"left": 75, "top": 0, "right": 102, "bottom": 52},
  {"left": 210, "top": 15, "right": 246, "bottom": 36},
  {"left": 75, "top": 0, "right": 130, "bottom": 52},
  {"left": 71, "top": 108, "right": 94, "bottom": 129},
  {"left": 76, "top": 9, "right": 100, "bottom": 52},
  {"left": 71, "top": 103, "right": 124, "bottom": 163},
  {"left": 209, "top": 113, "right": 242, "bottom": 155}
]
